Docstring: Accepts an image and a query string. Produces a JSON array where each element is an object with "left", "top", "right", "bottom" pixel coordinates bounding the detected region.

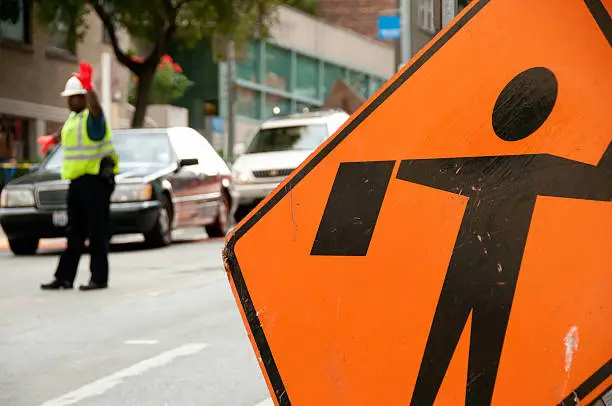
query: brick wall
[{"left": 317, "top": 0, "right": 398, "bottom": 41}]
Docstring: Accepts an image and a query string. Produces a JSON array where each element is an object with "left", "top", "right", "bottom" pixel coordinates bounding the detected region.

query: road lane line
[
  {"left": 255, "top": 397, "right": 274, "bottom": 406},
  {"left": 124, "top": 340, "right": 159, "bottom": 345},
  {"left": 38, "top": 343, "right": 208, "bottom": 406}
]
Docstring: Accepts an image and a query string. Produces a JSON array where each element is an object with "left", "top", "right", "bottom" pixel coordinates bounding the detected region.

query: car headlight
[
  {"left": 232, "top": 169, "right": 254, "bottom": 184},
  {"left": 0, "top": 188, "right": 35, "bottom": 208},
  {"left": 111, "top": 184, "right": 153, "bottom": 203}
]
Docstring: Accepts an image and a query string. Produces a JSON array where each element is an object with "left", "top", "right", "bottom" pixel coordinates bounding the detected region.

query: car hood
[
  {"left": 232, "top": 150, "right": 313, "bottom": 172},
  {"left": 6, "top": 164, "right": 172, "bottom": 186}
]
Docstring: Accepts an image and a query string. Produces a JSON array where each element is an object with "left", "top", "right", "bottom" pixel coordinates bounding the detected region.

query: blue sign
[
  {"left": 211, "top": 116, "right": 225, "bottom": 133},
  {"left": 378, "top": 15, "right": 401, "bottom": 40}
]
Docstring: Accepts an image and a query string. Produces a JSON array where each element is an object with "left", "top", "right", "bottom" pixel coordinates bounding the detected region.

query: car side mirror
[
  {"left": 179, "top": 158, "right": 199, "bottom": 167},
  {"left": 28, "top": 163, "right": 41, "bottom": 171}
]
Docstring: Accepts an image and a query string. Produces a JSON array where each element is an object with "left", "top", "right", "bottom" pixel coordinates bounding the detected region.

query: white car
[{"left": 231, "top": 109, "right": 350, "bottom": 221}]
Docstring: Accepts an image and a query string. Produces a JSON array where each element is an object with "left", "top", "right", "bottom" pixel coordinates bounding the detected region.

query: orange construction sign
[{"left": 223, "top": 0, "right": 612, "bottom": 404}]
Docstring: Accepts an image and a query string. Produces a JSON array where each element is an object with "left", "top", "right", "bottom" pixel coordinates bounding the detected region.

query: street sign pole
[
  {"left": 442, "top": 0, "right": 458, "bottom": 28},
  {"left": 226, "top": 39, "right": 236, "bottom": 164},
  {"left": 400, "top": 0, "right": 411, "bottom": 66}
]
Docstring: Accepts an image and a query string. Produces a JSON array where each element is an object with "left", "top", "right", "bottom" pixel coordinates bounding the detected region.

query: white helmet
[{"left": 61, "top": 76, "right": 88, "bottom": 97}]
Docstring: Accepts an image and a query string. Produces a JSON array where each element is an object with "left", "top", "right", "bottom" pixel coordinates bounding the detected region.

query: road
[{"left": 0, "top": 229, "right": 273, "bottom": 406}]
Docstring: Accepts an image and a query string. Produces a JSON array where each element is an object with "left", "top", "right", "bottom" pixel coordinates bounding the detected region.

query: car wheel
[
  {"left": 144, "top": 196, "right": 172, "bottom": 248},
  {"left": 205, "top": 193, "right": 231, "bottom": 238},
  {"left": 8, "top": 237, "right": 40, "bottom": 256}
]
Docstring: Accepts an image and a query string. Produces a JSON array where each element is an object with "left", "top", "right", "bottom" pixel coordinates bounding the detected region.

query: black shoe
[
  {"left": 79, "top": 281, "right": 108, "bottom": 291},
  {"left": 41, "top": 280, "right": 73, "bottom": 290}
]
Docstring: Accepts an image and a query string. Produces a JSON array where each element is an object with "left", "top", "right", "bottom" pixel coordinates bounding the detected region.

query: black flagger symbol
[{"left": 311, "top": 67, "right": 612, "bottom": 404}]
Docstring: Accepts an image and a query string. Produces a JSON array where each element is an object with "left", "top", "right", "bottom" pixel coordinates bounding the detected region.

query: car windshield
[
  {"left": 44, "top": 132, "right": 175, "bottom": 170},
  {"left": 245, "top": 124, "right": 328, "bottom": 154}
]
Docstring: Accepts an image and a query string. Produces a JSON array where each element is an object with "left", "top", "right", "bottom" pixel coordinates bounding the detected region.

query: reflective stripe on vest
[
  {"left": 61, "top": 110, "right": 119, "bottom": 180},
  {"left": 62, "top": 114, "right": 117, "bottom": 161}
]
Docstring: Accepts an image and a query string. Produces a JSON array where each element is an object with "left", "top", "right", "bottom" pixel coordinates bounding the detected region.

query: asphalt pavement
[{"left": 0, "top": 229, "right": 273, "bottom": 406}]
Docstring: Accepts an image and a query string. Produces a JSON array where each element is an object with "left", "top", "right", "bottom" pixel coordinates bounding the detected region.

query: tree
[{"left": 33, "top": 0, "right": 283, "bottom": 128}]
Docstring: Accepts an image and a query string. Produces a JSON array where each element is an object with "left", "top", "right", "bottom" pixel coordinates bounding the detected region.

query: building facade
[
  {"left": 318, "top": 0, "right": 463, "bottom": 67},
  {"left": 173, "top": 6, "right": 396, "bottom": 151},
  {"left": 0, "top": 1, "right": 135, "bottom": 161}
]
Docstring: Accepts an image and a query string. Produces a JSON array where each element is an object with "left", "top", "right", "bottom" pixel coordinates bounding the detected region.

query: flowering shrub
[{"left": 128, "top": 55, "right": 194, "bottom": 105}]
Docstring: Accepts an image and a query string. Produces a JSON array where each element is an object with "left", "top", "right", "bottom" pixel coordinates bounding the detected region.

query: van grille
[{"left": 252, "top": 168, "right": 294, "bottom": 178}]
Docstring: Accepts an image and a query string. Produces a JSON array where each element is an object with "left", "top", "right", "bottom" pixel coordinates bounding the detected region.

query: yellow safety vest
[{"left": 61, "top": 109, "right": 119, "bottom": 180}]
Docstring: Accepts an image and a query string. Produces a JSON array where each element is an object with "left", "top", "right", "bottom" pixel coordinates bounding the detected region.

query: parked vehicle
[
  {"left": 231, "top": 109, "right": 349, "bottom": 221},
  {"left": 0, "top": 127, "right": 236, "bottom": 255}
]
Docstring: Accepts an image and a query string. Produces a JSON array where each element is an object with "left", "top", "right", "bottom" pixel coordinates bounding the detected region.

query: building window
[
  {"left": 235, "top": 87, "right": 261, "bottom": 120},
  {"left": 323, "top": 63, "right": 345, "bottom": 101},
  {"left": 264, "top": 94, "right": 290, "bottom": 119},
  {"left": 417, "top": 0, "right": 436, "bottom": 34},
  {"left": 348, "top": 71, "right": 368, "bottom": 99},
  {"left": 295, "top": 102, "right": 315, "bottom": 114},
  {"left": 0, "top": 0, "right": 30, "bottom": 43},
  {"left": 48, "top": 18, "right": 76, "bottom": 53},
  {"left": 295, "top": 54, "right": 319, "bottom": 100},
  {"left": 237, "top": 42, "right": 261, "bottom": 84},
  {"left": 265, "top": 44, "right": 291, "bottom": 91}
]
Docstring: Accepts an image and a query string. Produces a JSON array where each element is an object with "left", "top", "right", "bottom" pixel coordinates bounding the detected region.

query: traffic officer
[{"left": 41, "top": 61, "right": 119, "bottom": 291}]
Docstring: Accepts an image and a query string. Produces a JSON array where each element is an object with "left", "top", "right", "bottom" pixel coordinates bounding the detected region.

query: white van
[{"left": 231, "top": 109, "right": 350, "bottom": 220}]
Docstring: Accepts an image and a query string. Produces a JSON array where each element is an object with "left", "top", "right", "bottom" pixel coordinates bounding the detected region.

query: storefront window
[
  {"left": 295, "top": 102, "right": 315, "bottom": 114},
  {"left": 349, "top": 71, "right": 369, "bottom": 99},
  {"left": 265, "top": 45, "right": 291, "bottom": 91},
  {"left": 237, "top": 42, "right": 261, "bottom": 84},
  {"left": 369, "top": 77, "right": 386, "bottom": 96},
  {"left": 0, "top": 115, "right": 30, "bottom": 160},
  {"left": 0, "top": 0, "right": 29, "bottom": 43},
  {"left": 323, "top": 63, "right": 345, "bottom": 101},
  {"left": 295, "top": 55, "right": 319, "bottom": 100},
  {"left": 264, "top": 94, "right": 290, "bottom": 119},
  {"left": 235, "top": 87, "right": 261, "bottom": 120}
]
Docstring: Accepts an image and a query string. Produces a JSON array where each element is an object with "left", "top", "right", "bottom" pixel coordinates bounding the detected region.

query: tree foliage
[
  {"left": 284, "top": 0, "right": 318, "bottom": 16},
  {"left": 32, "top": 0, "right": 284, "bottom": 127},
  {"left": 128, "top": 55, "right": 194, "bottom": 105}
]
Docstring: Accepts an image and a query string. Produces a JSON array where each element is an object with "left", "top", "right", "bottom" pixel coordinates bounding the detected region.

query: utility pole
[
  {"left": 442, "top": 0, "right": 458, "bottom": 28},
  {"left": 101, "top": 52, "right": 112, "bottom": 128},
  {"left": 399, "top": 0, "right": 411, "bottom": 67},
  {"left": 226, "top": 39, "right": 236, "bottom": 164}
]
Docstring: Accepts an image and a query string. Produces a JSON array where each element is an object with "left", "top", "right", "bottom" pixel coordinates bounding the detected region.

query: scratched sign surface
[{"left": 223, "top": 0, "right": 612, "bottom": 404}]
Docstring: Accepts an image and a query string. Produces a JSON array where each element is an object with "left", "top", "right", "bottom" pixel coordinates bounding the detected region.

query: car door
[
  {"left": 167, "top": 130, "right": 205, "bottom": 227},
  {"left": 168, "top": 129, "right": 220, "bottom": 226}
]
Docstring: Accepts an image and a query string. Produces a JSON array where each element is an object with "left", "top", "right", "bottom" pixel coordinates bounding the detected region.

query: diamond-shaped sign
[{"left": 224, "top": 0, "right": 612, "bottom": 404}]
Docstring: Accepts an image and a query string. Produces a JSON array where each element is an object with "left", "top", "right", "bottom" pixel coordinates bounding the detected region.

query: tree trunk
[{"left": 131, "top": 67, "right": 156, "bottom": 128}]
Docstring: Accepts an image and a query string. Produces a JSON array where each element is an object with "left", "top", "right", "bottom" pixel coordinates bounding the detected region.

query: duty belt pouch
[{"left": 99, "top": 156, "right": 115, "bottom": 184}]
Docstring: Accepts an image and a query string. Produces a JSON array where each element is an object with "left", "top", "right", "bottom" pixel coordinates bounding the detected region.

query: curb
[{"left": 0, "top": 238, "right": 66, "bottom": 252}]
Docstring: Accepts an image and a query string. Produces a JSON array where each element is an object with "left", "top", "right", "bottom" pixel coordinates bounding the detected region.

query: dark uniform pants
[{"left": 55, "top": 174, "right": 114, "bottom": 285}]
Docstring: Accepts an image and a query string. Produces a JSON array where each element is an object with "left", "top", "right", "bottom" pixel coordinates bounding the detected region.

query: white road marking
[
  {"left": 38, "top": 343, "right": 208, "bottom": 406},
  {"left": 255, "top": 398, "right": 274, "bottom": 406},
  {"left": 124, "top": 340, "right": 159, "bottom": 345}
]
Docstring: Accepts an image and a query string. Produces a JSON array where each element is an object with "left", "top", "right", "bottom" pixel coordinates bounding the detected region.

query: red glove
[
  {"left": 76, "top": 61, "right": 93, "bottom": 91},
  {"left": 37, "top": 135, "right": 58, "bottom": 154}
]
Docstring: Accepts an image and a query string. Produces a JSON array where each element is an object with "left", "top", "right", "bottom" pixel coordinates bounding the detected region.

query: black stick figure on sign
[{"left": 311, "top": 67, "right": 612, "bottom": 404}]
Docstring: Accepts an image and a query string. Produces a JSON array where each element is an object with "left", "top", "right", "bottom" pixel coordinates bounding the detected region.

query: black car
[{"left": 0, "top": 127, "right": 237, "bottom": 255}]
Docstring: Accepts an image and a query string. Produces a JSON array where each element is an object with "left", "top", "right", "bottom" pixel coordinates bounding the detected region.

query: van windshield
[{"left": 246, "top": 124, "right": 328, "bottom": 154}]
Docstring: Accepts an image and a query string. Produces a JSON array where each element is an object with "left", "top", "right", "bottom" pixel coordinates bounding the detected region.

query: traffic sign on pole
[
  {"left": 224, "top": 0, "right": 612, "bottom": 404},
  {"left": 378, "top": 15, "right": 401, "bottom": 40}
]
